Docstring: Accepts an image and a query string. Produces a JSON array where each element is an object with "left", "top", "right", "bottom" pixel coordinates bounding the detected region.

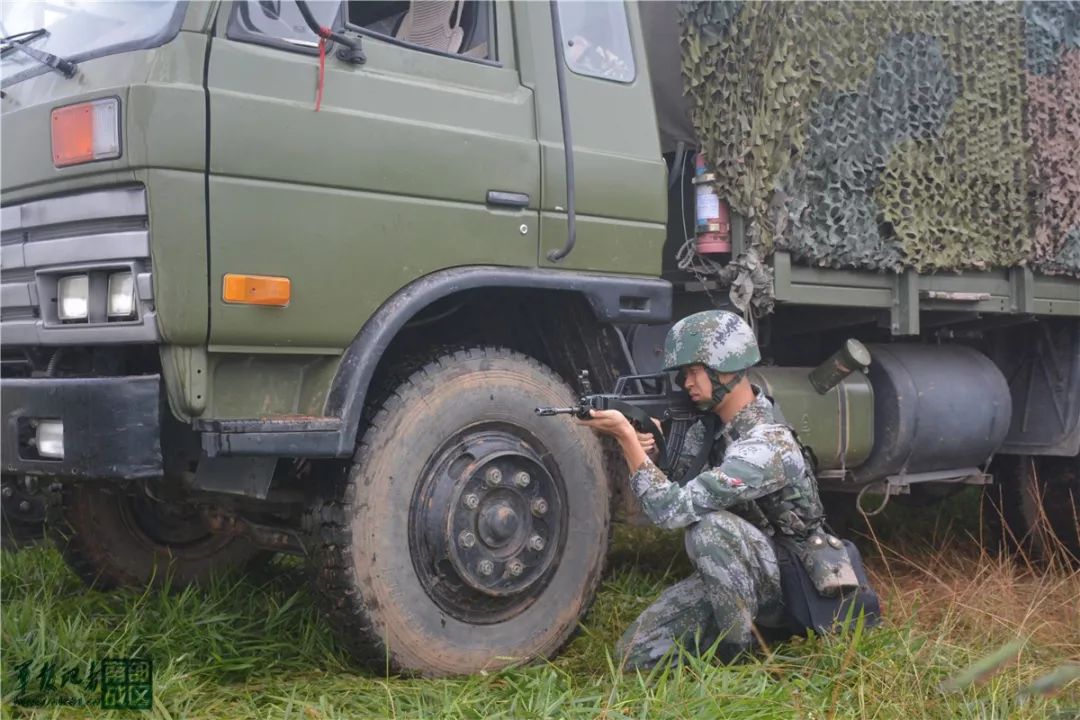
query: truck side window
[
  {"left": 556, "top": 0, "right": 635, "bottom": 83},
  {"left": 346, "top": 1, "right": 494, "bottom": 61},
  {"left": 230, "top": 1, "right": 493, "bottom": 61},
  {"left": 229, "top": 1, "right": 343, "bottom": 49}
]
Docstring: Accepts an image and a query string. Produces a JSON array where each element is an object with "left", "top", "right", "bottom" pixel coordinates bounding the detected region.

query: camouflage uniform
[{"left": 615, "top": 310, "right": 830, "bottom": 670}]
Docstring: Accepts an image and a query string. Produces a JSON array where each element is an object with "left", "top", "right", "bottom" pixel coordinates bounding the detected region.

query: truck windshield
[{"left": 1, "top": 1, "right": 184, "bottom": 85}]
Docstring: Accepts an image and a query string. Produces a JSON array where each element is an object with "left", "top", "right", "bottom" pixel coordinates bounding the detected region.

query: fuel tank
[
  {"left": 851, "top": 344, "right": 1012, "bottom": 482},
  {"left": 750, "top": 367, "right": 874, "bottom": 471}
]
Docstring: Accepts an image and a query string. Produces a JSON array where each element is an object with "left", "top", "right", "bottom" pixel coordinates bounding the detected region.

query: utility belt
[{"left": 772, "top": 531, "right": 882, "bottom": 636}]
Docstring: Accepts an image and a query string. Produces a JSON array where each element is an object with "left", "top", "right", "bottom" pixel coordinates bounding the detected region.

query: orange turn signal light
[
  {"left": 51, "top": 98, "right": 120, "bottom": 167},
  {"left": 222, "top": 274, "right": 291, "bottom": 307}
]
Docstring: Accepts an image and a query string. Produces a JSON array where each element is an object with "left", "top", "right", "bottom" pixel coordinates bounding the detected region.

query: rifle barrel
[{"left": 535, "top": 407, "right": 578, "bottom": 416}]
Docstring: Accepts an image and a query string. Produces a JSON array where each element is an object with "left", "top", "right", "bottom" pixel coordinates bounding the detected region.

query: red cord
[
  {"left": 315, "top": 26, "right": 331, "bottom": 112},
  {"left": 315, "top": 37, "right": 326, "bottom": 111}
]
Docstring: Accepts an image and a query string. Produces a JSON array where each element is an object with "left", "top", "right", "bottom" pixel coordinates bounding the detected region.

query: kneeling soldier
[{"left": 580, "top": 310, "right": 870, "bottom": 669}]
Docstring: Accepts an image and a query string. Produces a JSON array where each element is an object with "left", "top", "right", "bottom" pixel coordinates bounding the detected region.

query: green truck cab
[{"left": 2, "top": 1, "right": 1077, "bottom": 676}]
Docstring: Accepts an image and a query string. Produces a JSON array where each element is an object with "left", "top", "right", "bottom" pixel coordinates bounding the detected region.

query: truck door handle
[{"left": 486, "top": 190, "right": 530, "bottom": 208}]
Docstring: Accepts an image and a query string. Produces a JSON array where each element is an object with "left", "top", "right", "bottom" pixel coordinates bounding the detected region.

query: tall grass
[{"left": 2, "top": 488, "right": 1077, "bottom": 719}]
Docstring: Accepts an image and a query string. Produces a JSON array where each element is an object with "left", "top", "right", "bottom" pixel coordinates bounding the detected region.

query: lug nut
[
  {"left": 485, "top": 467, "right": 503, "bottom": 486},
  {"left": 531, "top": 498, "right": 548, "bottom": 516},
  {"left": 528, "top": 534, "right": 545, "bottom": 551},
  {"left": 462, "top": 493, "right": 480, "bottom": 509},
  {"left": 514, "top": 471, "right": 531, "bottom": 488},
  {"left": 508, "top": 559, "right": 524, "bottom": 576},
  {"left": 2, "top": 485, "right": 13, "bottom": 498},
  {"left": 477, "top": 559, "right": 494, "bottom": 576},
  {"left": 458, "top": 531, "right": 476, "bottom": 549},
  {"left": 18, "top": 500, "right": 31, "bottom": 512}
]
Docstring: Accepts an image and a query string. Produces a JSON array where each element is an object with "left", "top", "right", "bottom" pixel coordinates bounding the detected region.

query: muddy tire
[
  {"left": 308, "top": 348, "right": 609, "bottom": 677},
  {"left": 50, "top": 484, "right": 267, "bottom": 589},
  {"left": 986, "top": 454, "right": 1080, "bottom": 561},
  {"left": 1, "top": 475, "right": 47, "bottom": 551},
  {"left": 819, "top": 491, "right": 863, "bottom": 537}
]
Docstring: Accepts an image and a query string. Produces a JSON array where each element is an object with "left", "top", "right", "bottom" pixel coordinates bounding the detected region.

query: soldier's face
[
  {"left": 681, "top": 365, "right": 712, "bottom": 401},
  {"left": 682, "top": 365, "right": 740, "bottom": 406}
]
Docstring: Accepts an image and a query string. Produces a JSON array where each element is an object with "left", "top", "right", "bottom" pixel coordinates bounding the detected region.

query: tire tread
[{"left": 307, "top": 346, "right": 609, "bottom": 673}]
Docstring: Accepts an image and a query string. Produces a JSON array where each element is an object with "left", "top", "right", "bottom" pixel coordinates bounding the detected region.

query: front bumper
[{"left": 1, "top": 374, "right": 162, "bottom": 479}]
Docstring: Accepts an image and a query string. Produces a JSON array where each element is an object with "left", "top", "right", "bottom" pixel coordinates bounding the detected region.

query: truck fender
[{"left": 324, "top": 266, "right": 672, "bottom": 456}]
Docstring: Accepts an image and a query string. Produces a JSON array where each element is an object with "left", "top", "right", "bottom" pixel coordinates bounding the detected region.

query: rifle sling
[{"left": 676, "top": 413, "right": 717, "bottom": 486}]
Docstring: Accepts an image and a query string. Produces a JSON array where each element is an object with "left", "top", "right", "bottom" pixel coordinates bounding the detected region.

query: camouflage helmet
[{"left": 662, "top": 310, "right": 761, "bottom": 373}]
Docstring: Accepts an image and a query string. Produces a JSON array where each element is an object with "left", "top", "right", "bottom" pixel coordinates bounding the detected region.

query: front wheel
[
  {"left": 308, "top": 348, "right": 610, "bottom": 676},
  {"left": 50, "top": 484, "right": 268, "bottom": 589}
]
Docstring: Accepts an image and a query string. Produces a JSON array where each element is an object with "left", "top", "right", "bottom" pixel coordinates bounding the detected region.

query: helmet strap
[{"left": 699, "top": 368, "right": 746, "bottom": 412}]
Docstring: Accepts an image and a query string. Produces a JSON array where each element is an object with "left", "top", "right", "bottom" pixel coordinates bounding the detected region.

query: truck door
[
  {"left": 204, "top": 1, "right": 539, "bottom": 349},
  {"left": 519, "top": 0, "right": 667, "bottom": 274}
]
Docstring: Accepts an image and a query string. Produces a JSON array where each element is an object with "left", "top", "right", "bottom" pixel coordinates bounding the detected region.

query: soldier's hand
[
  {"left": 576, "top": 409, "right": 633, "bottom": 439},
  {"left": 636, "top": 430, "right": 658, "bottom": 458}
]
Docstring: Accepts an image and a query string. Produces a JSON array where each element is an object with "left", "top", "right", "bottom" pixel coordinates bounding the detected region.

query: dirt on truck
[{"left": 1, "top": 0, "right": 1077, "bottom": 677}]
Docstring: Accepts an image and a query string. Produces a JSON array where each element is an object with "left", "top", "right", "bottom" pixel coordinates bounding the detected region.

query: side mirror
[{"left": 257, "top": 1, "right": 281, "bottom": 20}]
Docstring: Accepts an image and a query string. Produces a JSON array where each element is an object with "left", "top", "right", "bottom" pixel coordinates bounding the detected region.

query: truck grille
[{"left": 0, "top": 186, "right": 159, "bottom": 345}]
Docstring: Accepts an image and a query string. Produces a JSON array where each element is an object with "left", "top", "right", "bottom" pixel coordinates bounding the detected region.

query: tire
[
  {"left": 309, "top": 348, "right": 610, "bottom": 677},
  {"left": 986, "top": 454, "right": 1080, "bottom": 561},
  {"left": 820, "top": 491, "right": 863, "bottom": 537},
  {"left": 1, "top": 474, "right": 47, "bottom": 551},
  {"left": 50, "top": 483, "right": 268, "bottom": 590}
]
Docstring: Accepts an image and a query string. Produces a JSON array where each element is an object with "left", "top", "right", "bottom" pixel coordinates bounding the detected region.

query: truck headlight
[
  {"left": 107, "top": 271, "right": 135, "bottom": 318},
  {"left": 57, "top": 274, "right": 89, "bottom": 321},
  {"left": 35, "top": 420, "right": 64, "bottom": 459}
]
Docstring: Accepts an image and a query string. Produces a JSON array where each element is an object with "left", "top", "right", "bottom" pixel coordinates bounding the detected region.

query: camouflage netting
[
  {"left": 678, "top": 0, "right": 1080, "bottom": 276},
  {"left": 1025, "top": 2, "right": 1080, "bottom": 274}
]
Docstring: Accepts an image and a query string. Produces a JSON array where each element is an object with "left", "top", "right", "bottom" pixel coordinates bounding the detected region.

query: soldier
[{"left": 579, "top": 309, "right": 859, "bottom": 669}]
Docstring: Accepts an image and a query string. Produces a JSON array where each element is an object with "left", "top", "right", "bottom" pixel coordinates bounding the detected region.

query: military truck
[{"left": 1, "top": 1, "right": 1076, "bottom": 676}]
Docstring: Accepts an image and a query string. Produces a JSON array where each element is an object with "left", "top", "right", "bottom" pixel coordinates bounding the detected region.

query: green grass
[{"left": 2, "top": 491, "right": 1078, "bottom": 719}]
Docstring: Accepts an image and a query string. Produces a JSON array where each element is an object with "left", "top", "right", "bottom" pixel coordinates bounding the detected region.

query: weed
[{"left": 1, "top": 491, "right": 1076, "bottom": 719}]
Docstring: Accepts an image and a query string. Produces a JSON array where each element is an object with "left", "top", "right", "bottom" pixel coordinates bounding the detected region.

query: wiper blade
[
  {"left": 0, "top": 28, "right": 77, "bottom": 78},
  {"left": 0, "top": 27, "right": 47, "bottom": 53}
]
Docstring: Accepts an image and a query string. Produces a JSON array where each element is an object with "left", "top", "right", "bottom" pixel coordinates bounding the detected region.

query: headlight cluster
[{"left": 56, "top": 271, "right": 136, "bottom": 322}]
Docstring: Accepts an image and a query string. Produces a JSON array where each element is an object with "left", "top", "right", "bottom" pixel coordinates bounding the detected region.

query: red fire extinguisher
[{"left": 693, "top": 153, "right": 731, "bottom": 254}]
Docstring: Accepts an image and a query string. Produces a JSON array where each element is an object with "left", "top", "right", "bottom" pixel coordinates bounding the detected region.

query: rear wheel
[
  {"left": 986, "top": 454, "right": 1080, "bottom": 561},
  {"left": 308, "top": 348, "right": 610, "bottom": 676},
  {"left": 50, "top": 484, "right": 267, "bottom": 589}
]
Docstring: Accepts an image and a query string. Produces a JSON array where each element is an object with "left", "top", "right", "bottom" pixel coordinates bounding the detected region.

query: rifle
[{"left": 536, "top": 370, "right": 707, "bottom": 481}]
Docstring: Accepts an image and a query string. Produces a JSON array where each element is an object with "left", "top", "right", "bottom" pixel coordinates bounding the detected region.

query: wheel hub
[
  {"left": 410, "top": 427, "right": 566, "bottom": 622},
  {"left": 478, "top": 500, "right": 520, "bottom": 546},
  {"left": 124, "top": 491, "right": 220, "bottom": 549}
]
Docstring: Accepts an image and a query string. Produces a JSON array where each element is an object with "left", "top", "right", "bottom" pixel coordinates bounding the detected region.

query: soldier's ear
[{"left": 712, "top": 370, "right": 735, "bottom": 385}]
